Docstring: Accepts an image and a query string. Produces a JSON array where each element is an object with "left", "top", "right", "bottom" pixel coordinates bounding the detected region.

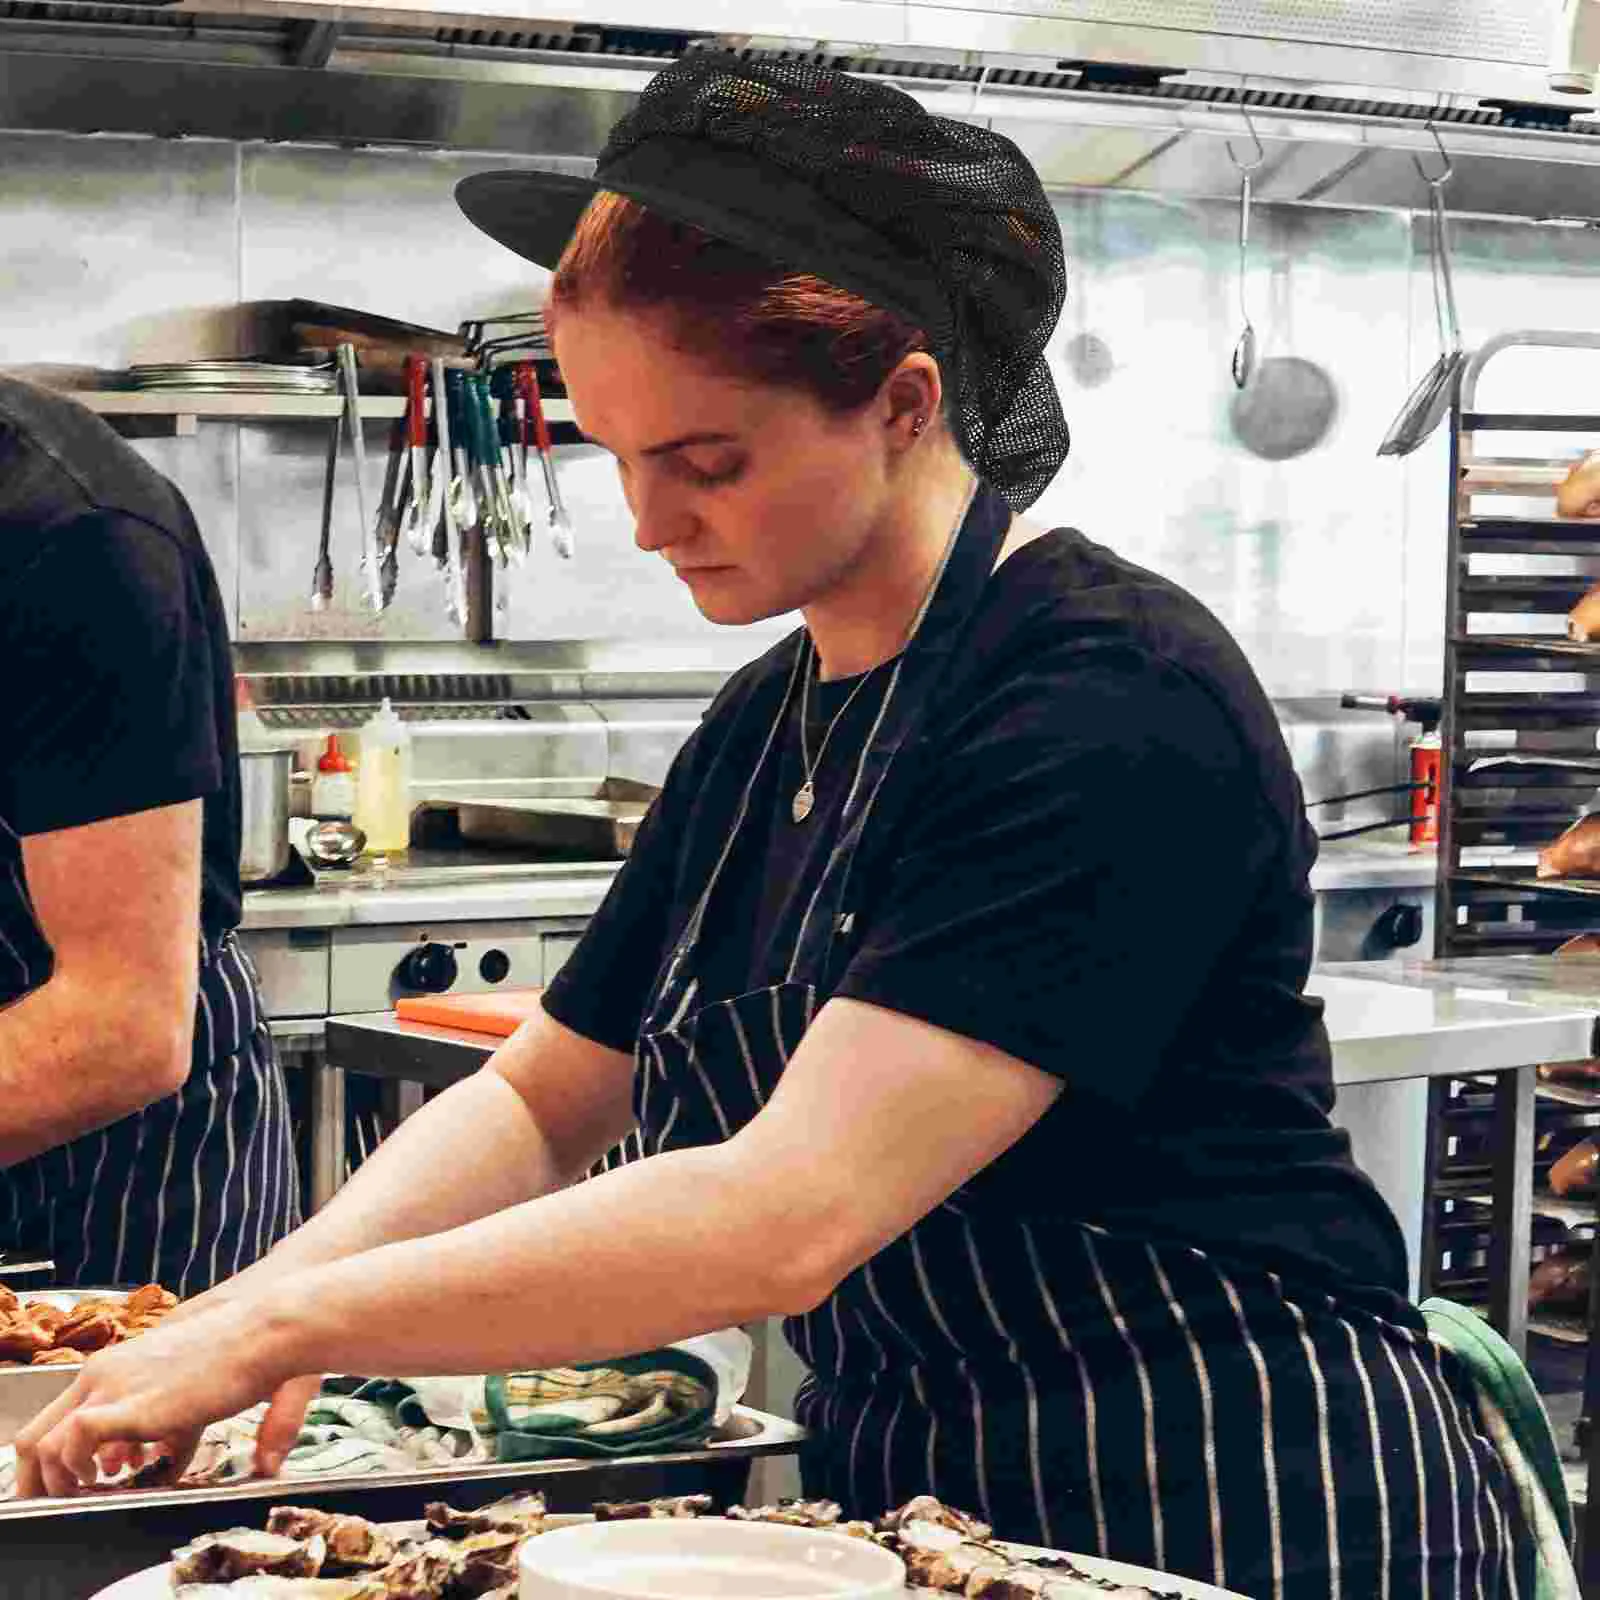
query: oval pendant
[{"left": 791, "top": 782, "right": 815, "bottom": 824}]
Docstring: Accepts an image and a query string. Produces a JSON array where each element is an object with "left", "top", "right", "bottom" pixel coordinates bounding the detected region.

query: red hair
[{"left": 547, "top": 192, "right": 931, "bottom": 411}]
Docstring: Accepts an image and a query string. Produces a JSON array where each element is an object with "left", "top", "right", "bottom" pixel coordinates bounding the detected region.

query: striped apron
[
  {"left": 628, "top": 493, "right": 1536, "bottom": 1598},
  {"left": 0, "top": 829, "right": 300, "bottom": 1295}
]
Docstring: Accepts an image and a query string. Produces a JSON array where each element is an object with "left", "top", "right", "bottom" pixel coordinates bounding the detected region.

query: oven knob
[
  {"left": 479, "top": 949, "right": 511, "bottom": 984},
  {"left": 397, "top": 941, "right": 459, "bottom": 993},
  {"left": 1372, "top": 903, "right": 1424, "bottom": 951}
]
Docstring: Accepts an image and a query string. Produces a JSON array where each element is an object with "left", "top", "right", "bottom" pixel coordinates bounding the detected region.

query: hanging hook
[
  {"left": 1224, "top": 89, "right": 1266, "bottom": 175},
  {"left": 1412, "top": 118, "right": 1454, "bottom": 188},
  {"left": 969, "top": 63, "right": 993, "bottom": 120}
]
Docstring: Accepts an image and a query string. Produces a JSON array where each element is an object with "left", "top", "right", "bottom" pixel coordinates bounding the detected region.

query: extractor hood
[{"left": 2, "top": 0, "right": 1599, "bottom": 223}]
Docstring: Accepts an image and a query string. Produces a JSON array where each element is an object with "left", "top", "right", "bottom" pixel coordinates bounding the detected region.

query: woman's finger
[
  {"left": 57, "top": 1411, "right": 109, "bottom": 1492},
  {"left": 12, "top": 1374, "right": 93, "bottom": 1497},
  {"left": 255, "top": 1374, "right": 321, "bottom": 1476}
]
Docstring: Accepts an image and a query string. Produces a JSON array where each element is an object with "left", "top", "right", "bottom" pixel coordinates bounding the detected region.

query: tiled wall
[{"left": 3, "top": 125, "right": 1599, "bottom": 694}]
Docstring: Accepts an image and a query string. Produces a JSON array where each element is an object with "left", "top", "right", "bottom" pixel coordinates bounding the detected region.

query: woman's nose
[{"left": 628, "top": 475, "right": 693, "bottom": 555}]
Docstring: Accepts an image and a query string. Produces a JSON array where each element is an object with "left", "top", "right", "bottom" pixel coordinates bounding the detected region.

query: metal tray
[
  {"left": 1, "top": 1290, "right": 131, "bottom": 1445},
  {"left": 449, "top": 779, "right": 658, "bottom": 859},
  {"left": 0, "top": 1405, "right": 805, "bottom": 1600}
]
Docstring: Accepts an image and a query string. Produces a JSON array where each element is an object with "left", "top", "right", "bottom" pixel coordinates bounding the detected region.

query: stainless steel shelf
[{"left": 68, "top": 389, "right": 577, "bottom": 437}]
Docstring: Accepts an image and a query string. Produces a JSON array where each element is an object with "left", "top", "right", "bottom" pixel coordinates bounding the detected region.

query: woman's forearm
[
  {"left": 226, "top": 1068, "right": 580, "bottom": 1296},
  {"left": 256, "top": 1143, "right": 818, "bottom": 1381}
]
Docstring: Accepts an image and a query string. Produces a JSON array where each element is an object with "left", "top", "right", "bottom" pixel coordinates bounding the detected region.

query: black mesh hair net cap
[{"left": 457, "top": 51, "right": 1070, "bottom": 509}]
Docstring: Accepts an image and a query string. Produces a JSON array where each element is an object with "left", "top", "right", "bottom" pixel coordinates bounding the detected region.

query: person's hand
[{"left": 13, "top": 1297, "right": 316, "bottom": 1498}]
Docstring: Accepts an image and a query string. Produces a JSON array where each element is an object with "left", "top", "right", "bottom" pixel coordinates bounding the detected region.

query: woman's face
[{"left": 553, "top": 305, "right": 898, "bottom": 626}]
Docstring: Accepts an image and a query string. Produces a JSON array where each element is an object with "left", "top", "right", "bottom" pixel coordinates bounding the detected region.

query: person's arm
[
  {"left": 15, "top": 994, "right": 1060, "bottom": 1495},
  {"left": 1557, "top": 451, "right": 1600, "bottom": 519},
  {"left": 213, "top": 1008, "right": 638, "bottom": 1295},
  {"left": 0, "top": 506, "right": 227, "bottom": 1159},
  {"left": 0, "top": 803, "right": 201, "bottom": 1166}
]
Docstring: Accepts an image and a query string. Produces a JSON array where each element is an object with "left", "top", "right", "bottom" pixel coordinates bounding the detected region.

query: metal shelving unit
[
  {"left": 1430, "top": 329, "right": 1600, "bottom": 1581},
  {"left": 66, "top": 389, "right": 578, "bottom": 438}
]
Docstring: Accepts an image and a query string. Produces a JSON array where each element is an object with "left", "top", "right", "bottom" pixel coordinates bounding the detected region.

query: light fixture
[{"left": 1550, "top": 0, "right": 1600, "bottom": 95}]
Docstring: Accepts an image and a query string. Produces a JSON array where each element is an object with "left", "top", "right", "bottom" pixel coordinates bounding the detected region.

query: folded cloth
[
  {"left": 481, "top": 1349, "right": 719, "bottom": 1462},
  {"left": 1421, "top": 1297, "right": 1578, "bottom": 1600}
]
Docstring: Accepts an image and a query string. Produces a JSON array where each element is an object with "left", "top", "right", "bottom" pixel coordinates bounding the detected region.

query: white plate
[{"left": 92, "top": 1531, "right": 1249, "bottom": 1600}]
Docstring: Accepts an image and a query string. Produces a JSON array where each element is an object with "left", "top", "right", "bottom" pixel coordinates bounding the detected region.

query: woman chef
[{"left": 19, "top": 53, "right": 1532, "bottom": 1599}]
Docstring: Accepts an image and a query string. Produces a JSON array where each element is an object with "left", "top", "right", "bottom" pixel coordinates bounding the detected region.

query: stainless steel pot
[{"left": 238, "top": 748, "right": 294, "bottom": 884}]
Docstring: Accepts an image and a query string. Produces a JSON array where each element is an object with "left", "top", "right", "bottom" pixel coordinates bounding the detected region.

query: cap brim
[{"left": 455, "top": 170, "right": 601, "bottom": 270}]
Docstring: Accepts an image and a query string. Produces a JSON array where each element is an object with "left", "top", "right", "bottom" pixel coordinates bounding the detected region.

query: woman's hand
[{"left": 13, "top": 1296, "right": 314, "bottom": 1498}]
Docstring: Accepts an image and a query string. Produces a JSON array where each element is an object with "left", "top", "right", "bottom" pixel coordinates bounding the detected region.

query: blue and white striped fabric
[
  {"left": 622, "top": 481, "right": 1538, "bottom": 1596},
  {"left": 0, "top": 908, "right": 300, "bottom": 1296}
]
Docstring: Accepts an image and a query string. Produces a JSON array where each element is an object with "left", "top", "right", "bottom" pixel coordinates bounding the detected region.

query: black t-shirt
[
  {"left": 0, "top": 378, "right": 241, "bottom": 999},
  {"left": 544, "top": 523, "right": 1409, "bottom": 1297}
]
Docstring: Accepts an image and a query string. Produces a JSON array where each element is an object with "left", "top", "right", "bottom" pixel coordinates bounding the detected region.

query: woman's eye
[{"left": 680, "top": 456, "right": 745, "bottom": 488}]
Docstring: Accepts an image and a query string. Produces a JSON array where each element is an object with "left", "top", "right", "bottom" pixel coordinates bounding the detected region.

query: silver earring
[{"left": 911, "top": 416, "right": 927, "bottom": 438}]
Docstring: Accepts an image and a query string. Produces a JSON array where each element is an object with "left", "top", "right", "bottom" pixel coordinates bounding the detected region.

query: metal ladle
[
  {"left": 1226, "top": 103, "right": 1266, "bottom": 391},
  {"left": 1378, "top": 125, "right": 1466, "bottom": 458}
]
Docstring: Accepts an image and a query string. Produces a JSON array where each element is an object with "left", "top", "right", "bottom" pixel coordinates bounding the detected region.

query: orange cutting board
[{"left": 395, "top": 989, "right": 545, "bottom": 1037}]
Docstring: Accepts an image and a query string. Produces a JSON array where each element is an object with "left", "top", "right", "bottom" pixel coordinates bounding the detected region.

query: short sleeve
[
  {"left": 0, "top": 510, "right": 223, "bottom": 836},
  {"left": 540, "top": 727, "right": 703, "bottom": 1053},
  {"left": 835, "top": 645, "right": 1281, "bottom": 1110}
]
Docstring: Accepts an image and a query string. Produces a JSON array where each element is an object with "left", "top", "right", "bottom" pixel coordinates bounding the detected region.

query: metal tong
[
  {"left": 515, "top": 361, "right": 574, "bottom": 558},
  {"left": 336, "top": 343, "right": 384, "bottom": 611},
  {"left": 431, "top": 358, "right": 468, "bottom": 625}
]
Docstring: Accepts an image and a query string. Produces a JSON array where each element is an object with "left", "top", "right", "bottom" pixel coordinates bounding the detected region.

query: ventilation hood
[{"left": 1, "top": 0, "right": 1599, "bottom": 223}]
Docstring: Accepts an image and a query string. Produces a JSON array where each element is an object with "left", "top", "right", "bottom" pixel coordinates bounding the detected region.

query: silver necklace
[
  {"left": 789, "top": 480, "right": 980, "bottom": 826},
  {"left": 792, "top": 649, "right": 883, "bottom": 823}
]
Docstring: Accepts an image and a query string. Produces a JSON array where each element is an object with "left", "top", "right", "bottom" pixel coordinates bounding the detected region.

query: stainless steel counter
[
  {"left": 241, "top": 863, "right": 619, "bottom": 931},
  {"left": 327, "top": 968, "right": 1598, "bottom": 1092},
  {"left": 240, "top": 846, "right": 1429, "bottom": 933}
]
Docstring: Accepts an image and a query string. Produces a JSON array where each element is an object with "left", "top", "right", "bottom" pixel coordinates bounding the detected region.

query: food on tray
[
  {"left": 882, "top": 1495, "right": 993, "bottom": 1543},
  {"left": 1538, "top": 1060, "right": 1600, "bottom": 1083},
  {"left": 1538, "top": 815, "right": 1600, "bottom": 880},
  {"left": 593, "top": 1493, "right": 715, "bottom": 1520},
  {"left": 267, "top": 1509, "right": 401, "bottom": 1571},
  {"left": 0, "top": 1282, "right": 178, "bottom": 1367},
  {"left": 173, "top": 1530, "right": 328, "bottom": 1585},
  {"left": 1551, "top": 1138, "right": 1600, "bottom": 1197},
  {"left": 1529, "top": 1248, "right": 1592, "bottom": 1313},
  {"left": 423, "top": 1492, "right": 549, "bottom": 1538},
  {"left": 161, "top": 1493, "right": 1190, "bottom": 1600}
]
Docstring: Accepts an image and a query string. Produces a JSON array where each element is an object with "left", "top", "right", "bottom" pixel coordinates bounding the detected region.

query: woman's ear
[{"left": 882, "top": 353, "right": 944, "bottom": 448}]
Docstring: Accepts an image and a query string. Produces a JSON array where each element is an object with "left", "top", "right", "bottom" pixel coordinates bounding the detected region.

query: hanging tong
[
  {"left": 517, "top": 361, "right": 573, "bottom": 559},
  {"left": 336, "top": 343, "right": 384, "bottom": 612},
  {"left": 1225, "top": 100, "right": 1266, "bottom": 391},
  {"left": 430, "top": 358, "right": 468, "bottom": 626},
  {"left": 399, "top": 355, "right": 433, "bottom": 557}
]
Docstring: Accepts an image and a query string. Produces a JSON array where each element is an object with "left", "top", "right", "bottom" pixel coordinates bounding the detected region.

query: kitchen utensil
[
  {"left": 309, "top": 413, "right": 339, "bottom": 610},
  {"left": 444, "top": 367, "right": 479, "bottom": 536},
  {"left": 303, "top": 818, "right": 367, "bottom": 869},
  {"left": 1226, "top": 109, "right": 1265, "bottom": 391},
  {"left": 493, "top": 368, "right": 535, "bottom": 558},
  {"left": 238, "top": 748, "right": 296, "bottom": 883},
  {"left": 400, "top": 355, "right": 432, "bottom": 557},
  {"left": 1062, "top": 194, "right": 1114, "bottom": 389},
  {"left": 372, "top": 412, "right": 408, "bottom": 610},
  {"left": 517, "top": 1518, "right": 908, "bottom": 1600},
  {"left": 1378, "top": 129, "right": 1466, "bottom": 458},
  {"left": 430, "top": 357, "right": 468, "bottom": 625},
  {"left": 1229, "top": 355, "right": 1339, "bottom": 460},
  {"left": 336, "top": 343, "right": 383, "bottom": 610},
  {"left": 521, "top": 362, "right": 574, "bottom": 559}
]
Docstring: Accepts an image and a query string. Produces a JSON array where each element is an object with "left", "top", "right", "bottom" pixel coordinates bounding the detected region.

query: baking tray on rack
[{"left": 0, "top": 1404, "right": 805, "bottom": 1600}]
